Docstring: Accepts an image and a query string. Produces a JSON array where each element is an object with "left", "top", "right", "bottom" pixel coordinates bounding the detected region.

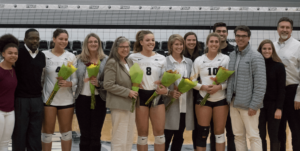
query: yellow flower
[
  {"left": 184, "top": 78, "right": 195, "bottom": 85},
  {"left": 67, "top": 62, "right": 77, "bottom": 72},
  {"left": 70, "top": 65, "right": 77, "bottom": 72},
  {"left": 87, "top": 64, "right": 97, "bottom": 69}
]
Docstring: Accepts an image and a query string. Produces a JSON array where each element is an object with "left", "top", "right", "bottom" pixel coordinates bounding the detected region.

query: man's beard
[{"left": 280, "top": 34, "right": 289, "bottom": 40}]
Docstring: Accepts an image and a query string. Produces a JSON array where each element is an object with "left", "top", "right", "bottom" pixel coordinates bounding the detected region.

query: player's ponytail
[{"left": 133, "top": 30, "right": 153, "bottom": 53}]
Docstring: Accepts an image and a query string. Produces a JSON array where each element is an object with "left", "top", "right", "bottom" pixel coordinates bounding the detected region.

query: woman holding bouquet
[
  {"left": 128, "top": 30, "right": 167, "bottom": 151},
  {"left": 0, "top": 34, "right": 18, "bottom": 151},
  {"left": 74, "top": 33, "right": 107, "bottom": 151},
  {"left": 163, "top": 34, "right": 194, "bottom": 151},
  {"left": 103, "top": 36, "right": 136, "bottom": 151},
  {"left": 257, "top": 40, "right": 285, "bottom": 151},
  {"left": 41, "top": 29, "right": 77, "bottom": 151},
  {"left": 183, "top": 32, "right": 203, "bottom": 151},
  {"left": 191, "top": 33, "right": 230, "bottom": 151}
]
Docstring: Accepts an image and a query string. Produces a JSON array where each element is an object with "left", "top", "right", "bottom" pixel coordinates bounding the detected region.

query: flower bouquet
[
  {"left": 165, "top": 77, "right": 198, "bottom": 110},
  {"left": 199, "top": 66, "right": 234, "bottom": 106},
  {"left": 145, "top": 70, "right": 181, "bottom": 106},
  {"left": 84, "top": 60, "right": 101, "bottom": 109},
  {"left": 45, "top": 62, "right": 77, "bottom": 105},
  {"left": 129, "top": 63, "right": 144, "bottom": 112}
]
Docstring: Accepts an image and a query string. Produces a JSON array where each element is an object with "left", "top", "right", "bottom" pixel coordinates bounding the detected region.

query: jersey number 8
[{"left": 146, "top": 67, "right": 152, "bottom": 75}]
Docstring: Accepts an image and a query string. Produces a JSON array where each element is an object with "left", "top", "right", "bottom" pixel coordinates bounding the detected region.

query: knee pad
[
  {"left": 61, "top": 131, "right": 72, "bottom": 141},
  {"left": 154, "top": 135, "right": 165, "bottom": 144},
  {"left": 196, "top": 125, "right": 210, "bottom": 147},
  {"left": 137, "top": 136, "right": 148, "bottom": 145},
  {"left": 41, "top": 133, "right": 52, "bottom": 143},
  {"left": 215, "top": 134, "right": 225, "bottom": 143}
]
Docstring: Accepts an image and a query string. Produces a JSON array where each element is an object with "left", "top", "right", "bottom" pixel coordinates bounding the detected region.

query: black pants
[
  {"left": 210, "top": 110, "right": 235, "bottom": 151},
  {"left": 12, "top": 97, "right": 44, "bottom": 151},
  {"left": 193, "top": 89, "right": 200, "bottom": 149},
  {"left": 279, "top": 85, "right": 300, "bottom": 151},
  {"left": 75, "top": 95, "right": 107, "bottom": 151},
  {"left": 259, "top": 102, "right": 281, "bottom": 151},
  {"left": 165, "top": 113, "right": 186, "bottom": 151}
]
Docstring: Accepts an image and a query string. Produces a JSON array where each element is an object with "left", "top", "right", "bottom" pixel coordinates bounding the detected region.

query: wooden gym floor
[{"left": 51, "top": 113, "right": 294, "bottom": 151}]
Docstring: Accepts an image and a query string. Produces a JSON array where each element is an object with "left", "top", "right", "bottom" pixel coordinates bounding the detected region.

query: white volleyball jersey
[
  {"left": 191, "top": 53, "right": 230, "bottom": 102},
  {"left": 128, "top": 52, "right": 165, "bottom": 90},
  {"left": 42, "top": 50, "right": 77, "bottom": 106}
]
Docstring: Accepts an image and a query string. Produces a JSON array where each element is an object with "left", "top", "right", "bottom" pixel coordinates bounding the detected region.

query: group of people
[{"left": 0, "top": 16, "right": 299, "bottom": 151}]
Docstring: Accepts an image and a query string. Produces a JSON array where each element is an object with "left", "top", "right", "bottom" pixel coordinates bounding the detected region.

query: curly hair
[{"left": 0, "top": 34, "right": 19, "bottom": 54}]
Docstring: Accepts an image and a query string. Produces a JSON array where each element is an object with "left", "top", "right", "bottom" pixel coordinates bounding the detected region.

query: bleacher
[{"left": 30, "top": 40, "right": 205, "bottom": 57}]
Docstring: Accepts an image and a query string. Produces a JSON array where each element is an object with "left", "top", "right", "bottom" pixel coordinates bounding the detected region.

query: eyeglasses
[
  {"left": 119, "top": 46, "right": 130, "bottom": 49},
  {"left": 235, "top": 35, "right": 249, "bottom": 39}
]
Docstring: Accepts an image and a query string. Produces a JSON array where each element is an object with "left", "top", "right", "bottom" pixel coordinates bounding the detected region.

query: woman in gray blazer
[
  {"left": 163, "top": 34, "right": 194, "bottom": 151},
  {"left": 74, "top": 33, "right": 108, "bottom": 151},
  {"left": 103, "top": 36, "right": 137, "bottom": 151}
]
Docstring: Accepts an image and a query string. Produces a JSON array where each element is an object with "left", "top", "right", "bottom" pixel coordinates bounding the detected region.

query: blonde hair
[
  {"left": 167, "top": 34, "right": 184, "bottom": 56},
  {"left": 78, "top": 33, "right": 105, "bottom": 63},
  {"left": 205, "top": 33, "right": 221, "bottom": 53},
  {"left": 133, "top": 30, "right": 154, "bottom": 53}
]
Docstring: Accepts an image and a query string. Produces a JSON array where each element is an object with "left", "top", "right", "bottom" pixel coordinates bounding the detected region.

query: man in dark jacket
[{"left": 12, "top": 29, "right": 46, "bottom": 151}]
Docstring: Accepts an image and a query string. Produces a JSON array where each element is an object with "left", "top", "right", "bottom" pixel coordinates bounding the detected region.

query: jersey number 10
[{"left": 208, "top": 68, "right": 218, "bottom": 75}]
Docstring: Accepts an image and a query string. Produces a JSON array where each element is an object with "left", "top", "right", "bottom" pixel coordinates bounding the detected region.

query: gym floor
[{"left": 7, "top": 113, "right": 293, "bottom": 151}]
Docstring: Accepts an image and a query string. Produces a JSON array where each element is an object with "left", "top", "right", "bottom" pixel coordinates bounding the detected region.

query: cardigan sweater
[{"left": 163, "top": 55, "right": 194, "bottom": 131}]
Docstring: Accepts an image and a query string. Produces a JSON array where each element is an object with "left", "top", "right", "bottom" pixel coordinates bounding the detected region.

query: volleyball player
[
  {"left": 41, "top": 29, "right": 77, "bottom": 151},
  {"left": 210, "top": 22, "right": 235, "bottom": 151},
  {"left": 191, "top": 33, "right": 230, "bottom": 151},
  {"left": 128, "top": 30, "right": 167, "bottom": 151}
]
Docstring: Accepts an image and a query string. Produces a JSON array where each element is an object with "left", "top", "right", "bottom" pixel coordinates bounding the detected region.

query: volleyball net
[{"left": 0, "top": 3, "right": 300, "bottom": 53}]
